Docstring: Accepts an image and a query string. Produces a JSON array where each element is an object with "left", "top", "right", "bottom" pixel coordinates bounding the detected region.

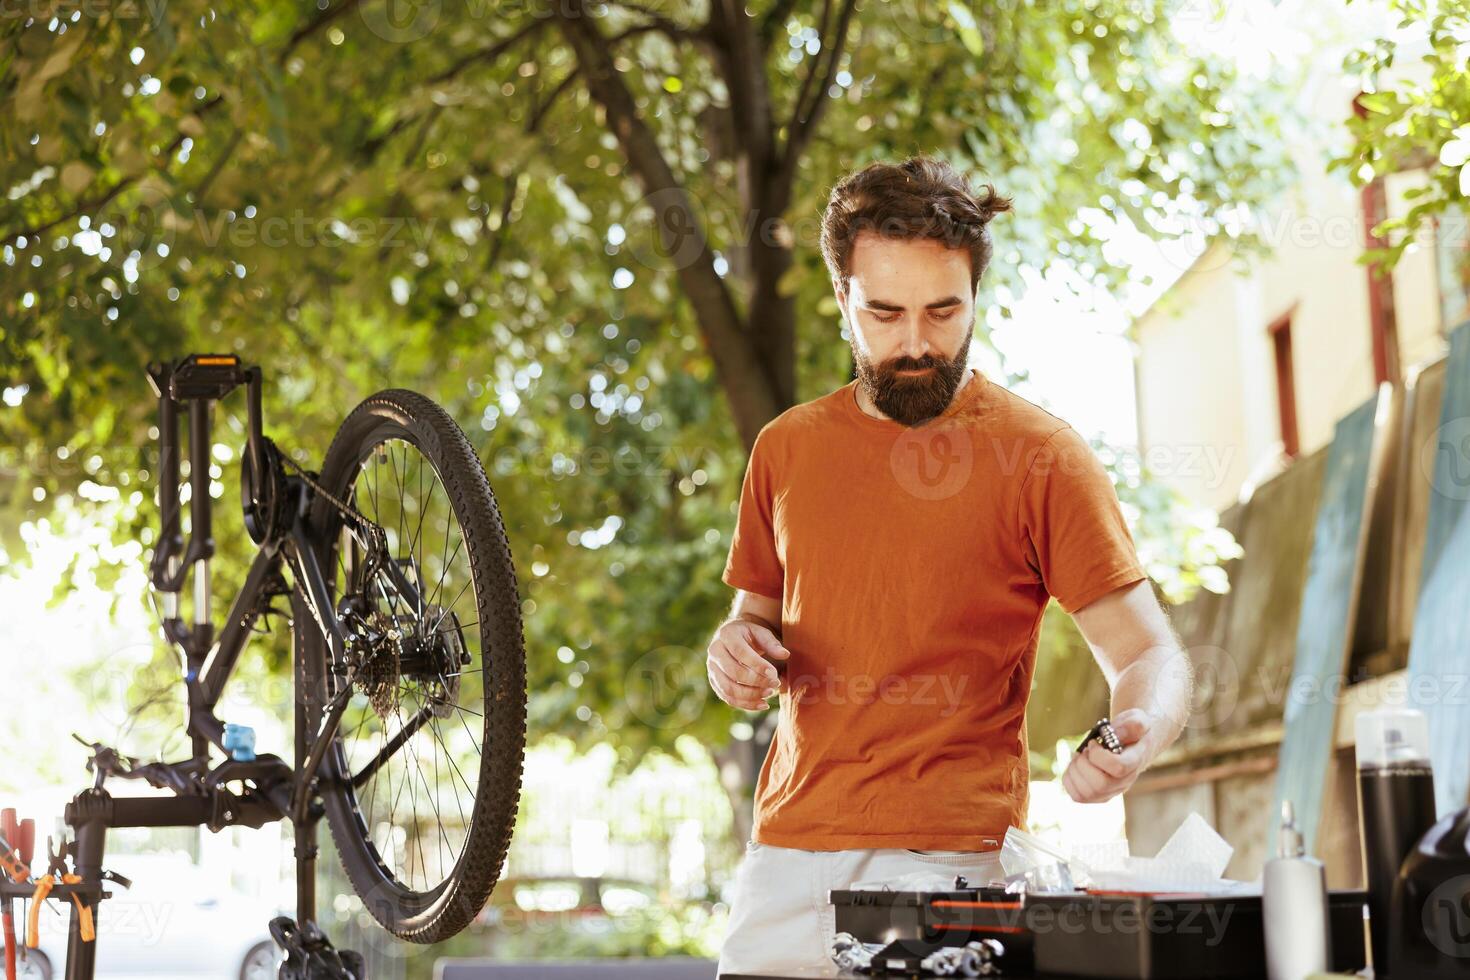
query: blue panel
[
  {"left": 1271, "top": 392, "right": 1383, "bottom": 855},
  {"left": 1407, "top": 320, "right": 1470, "bottom": 817}
]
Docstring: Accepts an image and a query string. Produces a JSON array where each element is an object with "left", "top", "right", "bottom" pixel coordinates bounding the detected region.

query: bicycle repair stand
[
  {"left": 1, "top": 353, "right": 369, "bottom": 980},
  {"left": 0, "top": 740, "right": 367, "bottom": 980}
]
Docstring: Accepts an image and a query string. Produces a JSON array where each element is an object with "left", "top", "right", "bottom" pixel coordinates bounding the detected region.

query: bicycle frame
[{"left": 4, "top": 356, "right": 373, "bottom": 980}]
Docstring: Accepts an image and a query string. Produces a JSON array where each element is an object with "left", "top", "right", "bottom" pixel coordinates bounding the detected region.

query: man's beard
[{"left": 853, "top": 329, "right": 973, "bottom": 426}]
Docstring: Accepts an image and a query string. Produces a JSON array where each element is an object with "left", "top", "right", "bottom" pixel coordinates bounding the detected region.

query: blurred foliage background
[{"left": 8, "top": 0, "right": 1451, "bottom": 962}]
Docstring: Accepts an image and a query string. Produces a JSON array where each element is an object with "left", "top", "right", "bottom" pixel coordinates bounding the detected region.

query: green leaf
[{"left": 949, "top": 1, "right": 985, "bottom": 57}]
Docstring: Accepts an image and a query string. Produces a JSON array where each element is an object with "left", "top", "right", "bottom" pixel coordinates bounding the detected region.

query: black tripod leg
[
  {"left": 296, "top": 817, "right": 317, "bottom": 930},
  {"left": 64, "top": 797, "right": 107, "bottom": 980},
  {"left": 295, "top": 648, "right": 318, "bottom": 930},
  {"left": 63, "top": 900, "right": 96, "bottom": 980}
]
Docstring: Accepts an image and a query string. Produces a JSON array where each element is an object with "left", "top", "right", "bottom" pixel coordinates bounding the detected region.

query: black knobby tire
[{"left": 296, "top": 389, "right": 526, "bottom": 943}]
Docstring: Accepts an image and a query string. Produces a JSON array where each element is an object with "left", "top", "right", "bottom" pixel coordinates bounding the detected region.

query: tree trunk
[{"left": 554, "top": 0, "right": 856, "bottom": 850}]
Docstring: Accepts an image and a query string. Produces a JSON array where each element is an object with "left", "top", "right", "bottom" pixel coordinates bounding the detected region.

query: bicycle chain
[
  {"left": 277, "top": 447, "right": 421, "bottom": 667},
  {"left": 276, "top": 449, "right": 385, "bottom": 552}
]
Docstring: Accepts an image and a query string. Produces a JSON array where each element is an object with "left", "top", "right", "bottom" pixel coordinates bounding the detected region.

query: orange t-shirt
[{"left": 721, "top": 368, "right": 1147, "bottom": 850}]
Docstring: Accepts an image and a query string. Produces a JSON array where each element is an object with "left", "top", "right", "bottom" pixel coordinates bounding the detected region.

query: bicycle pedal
[
  {"left": 270, "top": 916, "right": 367, "bottom": 980},
  {"left": 164, "top": 354, "right": 249, "bottom": 401}
]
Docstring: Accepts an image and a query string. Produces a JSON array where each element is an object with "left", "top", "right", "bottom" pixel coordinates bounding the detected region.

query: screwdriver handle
[{"left": 15, "top": 822, "right": 32, "bottom": 870}]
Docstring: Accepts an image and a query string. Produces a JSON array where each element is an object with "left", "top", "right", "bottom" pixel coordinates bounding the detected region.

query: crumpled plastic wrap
[
  {"left": 995, "top": 811, "right": 1260, "bottom": 896},
  {"left": 999, "top": 826, "right": 1082, "bottom": 892}
]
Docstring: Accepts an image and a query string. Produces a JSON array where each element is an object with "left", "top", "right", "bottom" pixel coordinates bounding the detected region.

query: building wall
[
  {"left": 1387, "top": 167, "right": 1456, "bottom": 371},
  {"left": 1251, "top": 165, "right": 1380, "bottom": 458},
  {"left": 1121, "top": 0, "right": 1458, "bottom": 903},
  {"left": 1125, "top": 351, "right": 1451, "bottom": 885},
  {"left": 1132, "top": 242, "right": 1249, "bottom": 509},
  {"left": 1133, "top": 78, "right": 1450, "bottom": 513}
]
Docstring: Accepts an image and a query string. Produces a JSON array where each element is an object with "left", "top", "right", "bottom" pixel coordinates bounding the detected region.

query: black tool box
[
  {"left": 829, "top": 885, "right": 1034, "bottom": 973},
  {"left": 828, "top": 886, "right": 1368, "bottom": 979},
  {"left": 1023, "top": 889, "right": 1368, "bottom": 979}
]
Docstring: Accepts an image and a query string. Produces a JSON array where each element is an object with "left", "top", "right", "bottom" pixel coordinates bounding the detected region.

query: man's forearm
[
  {"left": 1109, "top": 643, "right": 1193, "bottom": 761},
  {"left": 731, "top": 612, "right": 781, "bottom": 636},
  {"left": 726, "top": 591, "right": 783, "bottom": 638}
]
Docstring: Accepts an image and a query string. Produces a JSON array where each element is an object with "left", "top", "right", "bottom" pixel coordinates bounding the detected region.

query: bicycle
[{"left": 0, "top": 354, "right": 528, "bottom": 980}]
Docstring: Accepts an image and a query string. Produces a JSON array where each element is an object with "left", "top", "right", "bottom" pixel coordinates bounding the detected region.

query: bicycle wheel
[{"left": 295, "top": 389, "right": 526, "bottom": 943}]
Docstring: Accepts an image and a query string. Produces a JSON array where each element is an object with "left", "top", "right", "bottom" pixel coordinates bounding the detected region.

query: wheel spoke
[
  {"left": 322, "top": 434, "right": 492, "bottom": 900},
  {"left": 351, "top": 703, "right": 433, "bottom": 788}
]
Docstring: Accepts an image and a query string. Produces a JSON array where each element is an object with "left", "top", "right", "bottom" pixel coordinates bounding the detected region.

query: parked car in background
[
  {"left": 477, "top": 875, "right": 660, "bottom": 928},
  {"left": 8, "top": 853, "right": 282, "bottom": 980}
]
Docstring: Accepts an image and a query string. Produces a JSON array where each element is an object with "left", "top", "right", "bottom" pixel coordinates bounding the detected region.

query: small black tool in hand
[{"left": 1077, "top": 717, "right": 1124, "bottom": 756}]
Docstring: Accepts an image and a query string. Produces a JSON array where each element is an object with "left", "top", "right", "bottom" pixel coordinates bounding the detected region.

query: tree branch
[
  {"left": 553, "top": 0, "right": 782, "bottom": 447},
  {"left": 777, "top": 0, "right": 855, "bottom": 190},
  {"left": 427, "top": 19, "right": 549, "bottom": 87},
  {"left": 193, "top": 127, "right": 245, "bottom": 207},
  {"left": 527, "top": 66, "right": 583, "bottom": 134},
  {"left": 708, "top": 0, "right": 774, "bottom": 171},
  {"left": 608, "top": 0, "right": 710, "bottom": 44},
  {"left": 282, "top": 0, "right": 365, "bottom": 58},
  {"left": 784, "top": 0, "right": 832, "bottom": 155},
  {"left": 0, "top": 95, "right": 226, "bottom": 249},
  {"left": 758, "top": 0, "right": 800, "bottom": 49},
  {"left": 484, "top": 171, "right": 521, "bottom": 274}
]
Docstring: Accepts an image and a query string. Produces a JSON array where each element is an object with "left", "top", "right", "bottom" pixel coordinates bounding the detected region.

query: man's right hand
[{"left": 707, "top": 617, "right": 791, "bottom": 711}]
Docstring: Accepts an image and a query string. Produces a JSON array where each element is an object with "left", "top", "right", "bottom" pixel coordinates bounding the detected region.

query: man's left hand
[{"left": 1060, "top": 708, "right": 1158, "bottom": 804}]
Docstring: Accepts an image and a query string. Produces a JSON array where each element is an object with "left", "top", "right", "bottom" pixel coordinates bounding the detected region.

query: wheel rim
[
  {"left": 324, "top": 429, "right": 491, "bottom": 904},
  {"left": 243, "top": 946, "right": 277, "bottom": 980}
]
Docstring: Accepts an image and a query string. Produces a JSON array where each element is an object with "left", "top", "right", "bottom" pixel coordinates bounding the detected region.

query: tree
[
  {"left": 1333, "top": 0, "right": 1470, "bottom": 287},
  {"left": 1, "top": 0, "right": 1283, "bottom": 841}
]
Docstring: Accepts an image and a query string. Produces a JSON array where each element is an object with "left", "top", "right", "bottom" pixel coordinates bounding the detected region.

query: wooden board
[
  {"left": 1406, "top": 319, "right": 1470, "bottom": 816},
  {"left": 1271, "top": 387, "right": 1392, "bottom": 856}
]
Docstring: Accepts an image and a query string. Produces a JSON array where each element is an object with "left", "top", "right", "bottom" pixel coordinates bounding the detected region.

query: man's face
[{"left": 835, "top": 231, "right": 976, "bottom": 426}]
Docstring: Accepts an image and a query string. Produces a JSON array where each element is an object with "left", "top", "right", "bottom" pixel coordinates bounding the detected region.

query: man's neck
[{"left": 854, "top": 366, "right": 975, "bottom": 421}]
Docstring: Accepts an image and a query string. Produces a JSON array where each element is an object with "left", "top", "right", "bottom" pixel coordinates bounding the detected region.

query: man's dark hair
[{"left": 820, "top": 155, "right": 1014, "bottom": 295}]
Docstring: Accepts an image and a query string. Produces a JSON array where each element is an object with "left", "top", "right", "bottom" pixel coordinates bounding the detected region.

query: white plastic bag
[{"left": 998, "top": 826, "right": 1089, "bottom": 892}]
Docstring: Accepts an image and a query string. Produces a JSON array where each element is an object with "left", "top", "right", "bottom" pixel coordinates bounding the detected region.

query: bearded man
[{"left": 708, "top": 155, "right": 1194, "bottom": 978}]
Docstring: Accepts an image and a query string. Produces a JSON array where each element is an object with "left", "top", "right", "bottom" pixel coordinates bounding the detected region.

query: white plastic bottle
[{"left": 1262, "top": 800, "right": 1330, "bottom": 980}]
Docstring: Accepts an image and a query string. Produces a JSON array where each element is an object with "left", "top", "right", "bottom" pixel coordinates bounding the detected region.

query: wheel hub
[{"left": 346, "top": 601, "right": 469, "bottom": 720}]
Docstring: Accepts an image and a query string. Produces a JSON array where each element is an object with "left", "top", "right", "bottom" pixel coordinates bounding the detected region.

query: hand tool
[
  {"left": 26, "top": 874, "right": 93, "bottom": 949},
  {"left": 2, "top": 813, "right": 16, "bottom": 980},
  {"left": 25, "top": 831, "right": 93, "bottom": 951},
  {"left": 14, "top": 819, "right": 33, "bottom": 976},
  {"left": 1077, "top": 717, "right": 1124, "bottom": 756},
  {"left": 1, "top": 810, "right": 35, "bottom": 980}
]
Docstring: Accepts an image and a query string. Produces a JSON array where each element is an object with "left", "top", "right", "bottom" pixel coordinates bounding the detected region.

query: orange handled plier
[{"left": 26, "top": 875, "right": 94, "bottom": 947}]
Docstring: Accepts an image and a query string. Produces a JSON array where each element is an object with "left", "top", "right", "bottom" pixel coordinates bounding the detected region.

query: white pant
[{"left": 716, "top": 841, "right": 1005, "bottom": 978}]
